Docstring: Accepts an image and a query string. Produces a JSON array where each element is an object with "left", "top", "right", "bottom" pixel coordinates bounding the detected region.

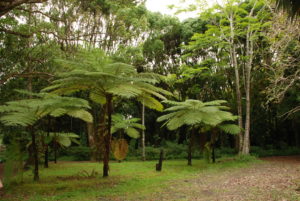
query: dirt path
[{"left": 143, "top": 156, "right": 300, "bottom": 201}]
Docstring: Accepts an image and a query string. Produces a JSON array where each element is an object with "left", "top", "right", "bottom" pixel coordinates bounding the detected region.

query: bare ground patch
[{"left": 134, "top": 157, "right": 300, "bottom": 201}]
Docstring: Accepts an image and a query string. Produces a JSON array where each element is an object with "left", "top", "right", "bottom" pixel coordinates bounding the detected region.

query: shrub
[
  {"left": 59, "top": 146, "right": 91, "bottom": 161},
  {"left": 235, "top": 154, "right": 257, "bottom": 162},
  {"left": 250, "top": 146, "right": 300, "bottom": 157}
]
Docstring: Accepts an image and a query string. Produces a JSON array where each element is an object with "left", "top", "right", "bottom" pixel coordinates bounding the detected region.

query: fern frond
[
  {"left": 218, "top": 124, "right": 241, "bottom": 135},
  {"left": 67, "top": 110, "right": 93, "bottom": 123}
]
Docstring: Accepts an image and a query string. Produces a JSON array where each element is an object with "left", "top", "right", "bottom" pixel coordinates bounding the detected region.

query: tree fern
[
  {"left": 44, "top": 49, "right": 171, "bottom": 177},
  {"left": 158, "top": 99, "right": 238, "bottom": 130},
  {"left": 0, "top": 91, "right": 92, "bottom": 127},
  {"left": 157, "top": 99, "right": 240, "bottom": 165},
  {"left": 0, "top": 90, "right": 93, "bottom": 181}
]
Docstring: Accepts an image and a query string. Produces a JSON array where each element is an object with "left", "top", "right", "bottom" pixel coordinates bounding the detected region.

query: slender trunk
[
  {"left": 156, "top": 149, "right": 163, "bottom": 171},
  {"left": 44, "top": 117, "right": 50, "bottom": 168},
  {"left": 293, "top": 120, "right": 299, "bottom": 147},
  {"left": 211, "top": 129, "right": 217, "bottom": 163},
  {"left": 141, "top": 103, "right": 145, "bottom": 161},
  {"left": 242, "top": 59, "right": 252, "bottom": 154},
  {"left": 229, "top": 14, "right": 244, "bottom": 153},
  {"left": 242, "top": 20, "right": 255, "bottom": 154},
  {"left": 30, "top": 127, "right": 39, "bottom": 181},
  {"left": 212, "top": 143, "right": 215, "bottom": 163},
  {"left": 233, "top": 46, "right": 244, "bottom": 153},
  {"left": 54, "top": 141, "right": 57, "bottom": 164},
  {"left": 44, "top": 146, "right": 49, "bottom": 168},
  {"left": 187, "top": 128, "right": 194, "bottom": 166},
  {"left": 103, "top": 95, "right": 113, "bottom": 177}
]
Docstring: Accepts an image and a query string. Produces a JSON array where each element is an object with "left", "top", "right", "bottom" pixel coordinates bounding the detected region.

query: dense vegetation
[{"left": 0, "top": 0, "right": 299, "bottom": 194}]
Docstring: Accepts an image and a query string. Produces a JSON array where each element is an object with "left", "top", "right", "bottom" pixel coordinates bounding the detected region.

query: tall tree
[{"left": 184, "top": 0, "right": 270, "bottom": 154}]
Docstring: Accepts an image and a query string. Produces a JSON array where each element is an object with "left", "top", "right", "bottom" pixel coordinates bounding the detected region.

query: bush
[
  {"left": 164, "top": 141, "right": 188, "bottom": 159},
  {"left": 235, "top": 154, "right": 257, "bottom": 162},
  {"left": 59, "top": 146, "right": 91, "bottom": 161},
  {"left": 215, "top": 147, "right": 236, "bottom": 158},
  {"left": 250, "top": 146, "right": 300, "bottom": 157},
  {"left": 127, "top": 141, "right": 202, "bottom": 160}
]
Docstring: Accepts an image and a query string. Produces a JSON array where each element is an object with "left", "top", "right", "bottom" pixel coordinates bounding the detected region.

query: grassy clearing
[{"left": 1, "top": 157, "right": 260, "bottom": 201}]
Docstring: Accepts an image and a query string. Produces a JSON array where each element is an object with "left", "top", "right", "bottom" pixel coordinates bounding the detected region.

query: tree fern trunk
[
  {"left": 103, "top": 94, "right": 113, "bottom": 177},
  {"left": 141, "top": 103, "right": 146, "bottom": 161},
  {"left": 212, "top": 143, "right": 216, "bottom": 163},
  {"left": 31, "top": 127, "right": 39, "bottom": 181},
  {"left": 156, "top": 149, "right": 163, "bottom": 171},
  {"left": 54, "top": 141, "right": 57, "bottom": 164},
  {"left": 187, "top": 128, "right": 194, "bottom": 166},
  {"left": 44, "top": 117, "right": 50, "bottom": 168},
  {"left": 44, "top": 145, "right": 49, "bottom": 168}
]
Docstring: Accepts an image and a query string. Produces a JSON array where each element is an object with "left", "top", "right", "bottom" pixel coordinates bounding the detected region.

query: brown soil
[
  {"left": 134, "top": 156, "right": 300, "bottom": 201},
  {"left": 261, "top": 155, "right": 300, "bottom": 164}
]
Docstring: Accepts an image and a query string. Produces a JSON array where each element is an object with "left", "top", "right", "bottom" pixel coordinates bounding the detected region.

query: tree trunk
[
  {"left": 156, "top": 149, "right": 163, "bottom": 171},
  {"left": 242, "top": 66, "right": 251, "bottom": 154},
  {"left": 87, "top": 122, "right": 97, "bottom": 161},
  {"left": 211, "top": 129, "right": 217, "bottom": 163},
  {"left": 293, "top": 119, "right": 299, "bottom": 147},
  {"left": 44, "top": 145, "right": 49, "bottom": 168},
  {"left": 242, "top": 8, "right": 256, "bottom": 154},
  {"left": 103, "top": 94, "right": 113, "bottom": 177},
  {"left": 229, "top": 14, "right": 244, "bottom": 154},
  {"left": 30, "top": 127, "right": 39, "bottom": 181},
  {"left": 187, "top": 128, "right": 194, "bottom": 166},
  {"left": 211, "top": 143, "right": 216, "bottom": 163},
  {"left": 141, "top": 103, "right": 146, "bottom": 161},
  {"left": 54, "top": 141, "right": 57, "bottom": 164},
  {"left": 44, "top": 117, "right": 50, "bottom": 168}
]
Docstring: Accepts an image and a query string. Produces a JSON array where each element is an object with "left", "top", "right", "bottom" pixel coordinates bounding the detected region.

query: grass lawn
[{"left": 1, "top": 158, "right": 259, "bottom": 201}]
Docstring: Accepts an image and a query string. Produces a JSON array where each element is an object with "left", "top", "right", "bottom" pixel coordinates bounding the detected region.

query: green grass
[{"left": 1, "top": 157, "right": 259, "bottom": 201}]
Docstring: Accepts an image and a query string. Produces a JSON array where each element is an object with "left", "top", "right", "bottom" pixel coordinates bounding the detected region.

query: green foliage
[
  {"left": 59, "top": 146, "right": 91, "bottom": 161},
  {"left": 235, "top": 154, "right": 258, "bottom": 162},
  {"left": 157, "top": 99, "right": 238, "bottom": 130},
  {"left": 218, "top": 124, "right": 241, "bottom": 135},
  {"left": 203, "top": 142, "right": 212, "bottom": 163},
  {"left": 44, "top": 49, "right": 171, "bottom": 111},
  {"left": 127, "top": 141, "right": 203, "bottom": 160},
  {"left": 3, "top": 140, "right": 27, "bottom": 186},
  {"left": 42, "top": 132, "right": 80, "bottom": 147},
  {"left": 250, "top": 146, "right": 300, "bottom": 157},
  {"left": 112, "top": 114, "right": 145, "bottom": 138},
  {"left": 0, "top": 90, "right": 93, "bottom": 127}
]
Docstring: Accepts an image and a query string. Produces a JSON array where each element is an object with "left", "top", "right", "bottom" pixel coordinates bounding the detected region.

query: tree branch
[{"left": 0, "top": 0, "right": 47, "bottom": 17}]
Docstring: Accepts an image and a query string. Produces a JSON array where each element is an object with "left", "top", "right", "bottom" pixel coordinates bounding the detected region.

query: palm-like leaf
[
  {"left": 0, "top": 91, "right": 93, "bottom": 127},
  {"left": 39, "top": 131, "right": 80, "bottom": 147},
  {"left": 43, "top": 49, "right": 171, "bottom": 111},
  {"left": 158, "top": 99, "right": 238, "bottom": 130},
  {"left": 111, "top": 114, "right": 145, "bottom": 139},
  {"left": 218, "top": 124, "right": 241, "bottom": 135}
]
